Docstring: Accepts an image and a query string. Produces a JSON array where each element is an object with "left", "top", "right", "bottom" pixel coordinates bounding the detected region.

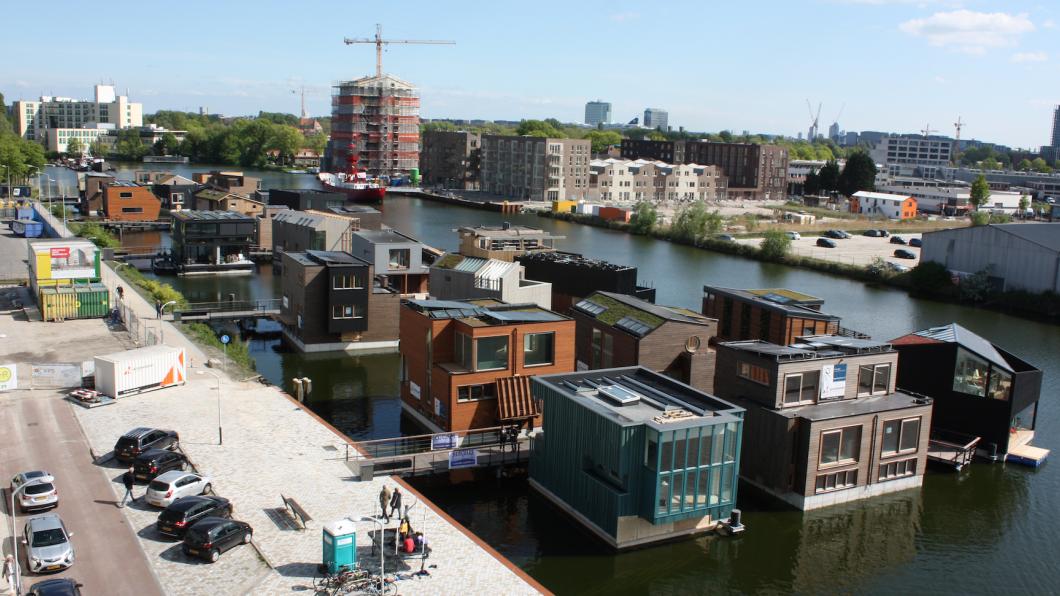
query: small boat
[{"left": 317, "top": 143, "right": 386, "bottom": 203}]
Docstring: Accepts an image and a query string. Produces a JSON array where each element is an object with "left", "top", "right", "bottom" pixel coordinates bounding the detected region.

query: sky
[{"left": 3, "top": 0, "right": 1058, "bottom": 149}]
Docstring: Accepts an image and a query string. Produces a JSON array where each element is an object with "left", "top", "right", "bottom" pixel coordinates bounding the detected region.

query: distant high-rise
[
  {"left": 643, "top": 108, "right": 668, "bottom": 131},
  {"left": 828, "top": 122, "right": 841, "bottom": 142},
  {"left": 584, "top": 101, "right": 612, "bottom": 126},
  {"left": 1051, "top": 105, "right": 1060, "bottom": 147}
]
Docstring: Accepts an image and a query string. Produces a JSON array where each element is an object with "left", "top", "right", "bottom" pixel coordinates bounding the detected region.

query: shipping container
[
  {"left": 16, "top": 207, "right": 35, "bottom": 220},
  {"left": 11, "top": 219, "right": 43, "bottom": 238},
  {"left": 28, "top": 239, "right": 101, "bottom": 284},
  {"left": 38, "top": 286, "right": 79, "bottom": 321},
  {"left": 94, "top": 346, "right": 186, "bottom": 398},
  {"left": 75, "top": 283, "right": 110, "bottom": 318}
]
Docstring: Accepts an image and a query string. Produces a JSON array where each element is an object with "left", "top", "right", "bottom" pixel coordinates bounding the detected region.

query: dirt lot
[{"left": 736, "top": 232, "right": 922, "bottom": 267}]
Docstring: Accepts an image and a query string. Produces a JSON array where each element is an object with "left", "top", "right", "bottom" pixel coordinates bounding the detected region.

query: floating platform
[{"left": 1007, "top": 444, "right": 1049, "bottom": 468}]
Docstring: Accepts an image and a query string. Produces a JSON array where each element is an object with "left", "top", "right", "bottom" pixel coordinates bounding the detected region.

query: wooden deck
[
  {"left": 1006, "top": 429, "right": 1049, "bottom": 468},
  {"left": 927, "top": 433, "right": 979, "bottom": 471}
]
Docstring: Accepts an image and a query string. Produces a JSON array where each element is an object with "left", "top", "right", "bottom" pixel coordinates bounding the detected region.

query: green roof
[
  {"left": 435, "top": 253, "right": 464, "bottom": 270},
  {"left": 591, "top": 293, "right": 665, "bottom": 328}
]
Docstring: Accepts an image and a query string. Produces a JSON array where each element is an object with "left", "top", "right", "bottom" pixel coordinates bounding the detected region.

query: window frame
[
  {"left": 522, "top": 331, "right": 555, "bottom": 368},
  {"left": 456, "top": 382, "right": 497, "bottom": 403},
  {"left": 857, "top": 363, "right": 891, "bottom": 396},
  {"left": 782, "top": 371, "right": 819, "bottom": 406},
  {"left": 818, "top": 425, "right": 862, "bottom": 468},
  {"left": 474, "top": 335, "right": 509, "bottom": 372},
  {"left": 737, "top": 361, "right": 770, "bottom": 386},
  {"left": 881, "top": 416, "right": 921, "bottom": 457}
]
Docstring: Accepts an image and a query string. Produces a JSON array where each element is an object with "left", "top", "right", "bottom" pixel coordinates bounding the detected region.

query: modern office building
[
  {"left": 1051, "top": 105, "right": 1060, "bottom": 149},
  {"left": 643, "top": 108, "right": 669, "bottom": 131},
  {"left": 428, "top": 253, "right": 552, "bottom": 308},
  {"left": 703, "top": 287, "right": 842, "bottom": 345},
  {"left": 620, "top": 140, "right": 788, "bottom": 201},
  {"left": 480, "top": 135, "right": 591, "bottom": 201},
  {"left": 571, "top": 291, "right": 718, "bottom": 392},
  {"left": 348, "top": 229, "right": 431, "bottom": 296},
  {"left": 170, "top": 211, "right": 258, "bottom": 275},
  {"left": 13, "top": 85, "right": 143, "bottom": 144},
  {"left": 398, "top": 298, "right": 575, "bottom": 433},
  {"left": 420, "top": 130, "right": 481, "bottom": 189},
  {"left": 456, "top": 224, "right": 564, "bottom": 262},
  {"left": 891, "top": 324, "right": 1046, "bottom": 465},
  {"left": 713, "top": 336, "right": 933, "bottom": 510},
  {"left": 279, "top": 250, "right": 400, "bottom": 352},
  {"left": 325, "top": 74, "right": 420, "bottom": 178},
  {"left": 585, "top": 101, "right": 612, "bottom": 126},
  {"left": 920, "top": 223, "right": 1060, "bottom": 294},
  {"left": 868, "top": 135, "right": 953, "bottom": 178},
  {"left": 529, "top": 367, "right": 744, "bottom": 549},
  {"left": 516, "top": 251, "right": 656, "bottom": 312}
]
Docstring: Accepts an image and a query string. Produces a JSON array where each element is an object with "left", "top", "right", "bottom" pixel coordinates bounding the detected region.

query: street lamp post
[
  {"left": 196, "top": 370, "right": 223, "bottom": 445},
  {"left": 358, "top": 516, "right": 385, "bottom": 591},
  {"left": 158, "top": 300, "right": 177, "bottom": 343}
]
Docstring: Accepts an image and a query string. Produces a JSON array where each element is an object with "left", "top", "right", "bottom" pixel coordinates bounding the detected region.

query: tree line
[{"left": 0, "top": 93, "right": 46, "bottom": 185}]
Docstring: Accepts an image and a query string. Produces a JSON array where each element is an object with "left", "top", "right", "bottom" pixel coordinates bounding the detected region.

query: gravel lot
[{"left": 737, "top": 232, "right": 922, "bottom": 267}]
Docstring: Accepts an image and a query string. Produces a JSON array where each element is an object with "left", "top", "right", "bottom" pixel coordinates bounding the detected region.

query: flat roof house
[
  {"left": 457, "top": 224, "right": 564, "bottom": 262},
  {"left": 279, "top": 250, "right": 400, "bottom": 353},
  {"left": 272, "top": 209, "right": 364, "bottom": 259},
  {"left": 267, "top": 189, "right": 350, "bottom": 212},
  {"left": 850, "top": 191, "right": 917, "bottom": 220},
  {"left": 349, "top": 229, "right": 430, "bottom": 297},
  {"left": 571, "top": 291, "right": 718, "bottom": 393},
  {"left": 101, "top": 182, "right": 162, "bottom": 222},
  {"left": 891, "top": 323, "right": 1047, "bottom": 465},
  {"left": 429, "top": 253, "right": 552, "bottom": 309},
  {"left": 399, "top": 299, "right": 575, "bottom": 433},
  {"left": 530, "top": 367, "right": 744, "bottom": 549},
  {"left": 169, "top": 211, "right": 257, "bottom": 275},
  {"left": 193, "top": 188, "right": 265, "bottom": 217},
  {"left": 517, "top": 251, "right": 656, "bottom": 313},
  {"left": 714, "top": 336, "right": 933, "bottom": 510},
  {"left": 703, "top": 286, "right": 841, "bottom": 345}
]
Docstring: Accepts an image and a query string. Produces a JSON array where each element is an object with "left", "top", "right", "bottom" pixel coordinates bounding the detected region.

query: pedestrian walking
[
  {"left": 155, "top": 299, "right": 163, "bottom": 319},
  {"left": 509, "top": 426, "right": 520, "bottom": 453},
  {"left": 389, "top": 486, "right": 403, "bottom": 519},
  {"left": 116, "top": 285, "right": 124, "bottom": 301},
  {"left": 379, "top": 484, "right": 392, "bottom": 522},
  {"left": 2, "top": 554, "right": 17, "bottom": 593},
  {"left": 119, "top": 466, "right": 136, "bottom": 507}
]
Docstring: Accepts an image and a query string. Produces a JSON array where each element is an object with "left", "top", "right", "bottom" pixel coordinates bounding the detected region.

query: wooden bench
[{"left": 281, "top": 494, "right": 312, "bottom": 529}]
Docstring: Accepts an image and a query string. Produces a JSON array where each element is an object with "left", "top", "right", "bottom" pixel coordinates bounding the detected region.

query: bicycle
[
  {"left": 353, "top": 576, "right": 396, "bottom": 595},
  {"left": 314, "top": 567, "right": 371, "bottom": 595}
]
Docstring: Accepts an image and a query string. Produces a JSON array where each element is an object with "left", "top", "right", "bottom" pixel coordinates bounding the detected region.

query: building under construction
[{"left": 325, "top": 74, "right": 420, "bottom": 179}]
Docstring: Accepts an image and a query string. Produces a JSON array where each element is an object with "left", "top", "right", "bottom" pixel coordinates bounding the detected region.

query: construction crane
[
  {"left": 343, "top": 24, "right": 455, "bottom": 79},
  {"left": 920, "top": 123, "right": 938, "bottom": 138},
  {"left": 952, "top": 116, "right": 965, "bottom": 165},
  {"left": 291, "top": 86, "right": 307, "bottom": 119},
  {"left": 806, "top": 99, "right": 822, "bottom": 141}
]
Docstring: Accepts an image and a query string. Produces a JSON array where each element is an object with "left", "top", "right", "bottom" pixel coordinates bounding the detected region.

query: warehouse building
[{"left": 920, "top": 223, "right": 1060, "bottom": 294}]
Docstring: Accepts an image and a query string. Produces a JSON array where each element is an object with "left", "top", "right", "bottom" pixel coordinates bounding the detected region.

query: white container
[{"left": 94, "top": 345, "right": 186, "bottom": 398}]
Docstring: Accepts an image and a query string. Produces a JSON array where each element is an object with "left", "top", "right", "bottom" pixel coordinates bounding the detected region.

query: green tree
[
  {"left": 269, "top": 125, "right": 305, "bottom": 165},
  {"left": 0, "top": 133, "right": 47, "bottom": 181},
  {"left": 759, "top": 229, "right": 792, "bottom": 260},
  {"left": 1019, "top": 194, "right": 1030, "bottom": 216},
  {"left": 671, "top": 202, "right": 722, "bottom": 243},
  {"left": 969, "top": 174, "right": 990, "bottom": 210},
  {"left": 89, "top": 140, "right": 107, "bottom": 157},
  {"left": 838, "top": 150, "right": 877, "bottom": 196},
  {"left": 969, "top": 211, "right": 990, "bottom": 226},
  {"left": 718, "top": 130, "right": 734, "bottom": 142},
  {"left": 803, "top": 170, "right": 821, "bottom": 195},
  {"left": 421, "top": 121, "right": 457, "bottom": 133},
  {"left": 818, "top": 160, "right": 840, "bottom": 192},
  {"left": 1031, "top": 157, "right": 1052, "bottom": 173},
  {"left": 65, "top": 137, "right": 84, "bottom": 156},
  {"left": 586, "top": 130, "right": 622, "bottom": 153},
  {"left": 980, "top": 157, "right": 1002, "bottom": 171},
  {"left": 629, "top": 201, "right": 658, "bottom": 235},
  {"left": 516, "top": 119, "right": 561, "bottom": 137},
  {"left": 647, "top": 131, "right": 667, "bottom": 141},
  {"left": 114, "top": 128, "right": 148, "bottom": 161},
  {"left": 1017, "top": 158, "right": 1032, "bottom": 171},
  {"left": 814, "top": 145, "right": 835, "bottom": 161}
]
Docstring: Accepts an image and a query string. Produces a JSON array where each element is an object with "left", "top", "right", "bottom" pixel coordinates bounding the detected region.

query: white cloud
[
  {"left": 1011, "top": 51, "right": 1048, "bottom": 63},
  {"left": 1043, "top": 19, "right": 1056, "bottom": 29},
  {"left": 609, "top": 11, "right": 640, "bottom": 22},
  {"left": 899, "top": 10, "right": 1035, "bottom": 54},
  {"left": 933, "top": 75, "right": 948, "bottom": 83}
]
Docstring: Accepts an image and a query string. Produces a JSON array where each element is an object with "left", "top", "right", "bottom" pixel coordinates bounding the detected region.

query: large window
[
  {"left": 737, "top": 362, "right": 770, "bottom": 386},
  {"left": 783, "top": 371, "right": 819, "bottom": 405},
  {"left": 590, "top": 328, "right": 613, "bottom": 369},
  {"left": 882, "top": 417, "right": 921, "bottom": 456},
  {"left": 475, "top": 336, "right": 509, "bottom": 371},
  {"left": 523, "top": 332, "right": 554, "bottom": 367},
  {"left": 388, "top": 248, "right": 411, "bottom": 270},
  {"left": 333, "top": 272, "right": 363, "bottom": 290},
  {"left": 457, "top": 383, "right": 496, "bottom": 402},
  {"left": 653, "top": 424, "right": 738, "bottom": 515},
  {"left": 987, "top": 368, "right": 1013, "bottom": 401},
  {"left": 857, "top": 363, "right": 891, "bottom": 396},
  {"left": 952, "top": 348, "right": 989, "bottom": 397},
  {"left": 819, "top": 426, "right": 861, "bottom": 466}
]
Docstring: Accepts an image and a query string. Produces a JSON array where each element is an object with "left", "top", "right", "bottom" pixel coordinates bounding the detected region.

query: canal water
[{"left": 53, "top": 164, "right": 1060, "bottom": 593}]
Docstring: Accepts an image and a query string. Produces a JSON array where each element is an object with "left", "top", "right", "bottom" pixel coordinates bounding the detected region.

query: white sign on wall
[
  {"left": 0, "top": 363, "right": 16, "bottom": 391},
  {"left": 820, "top": 363, "right": 847, "bottom": 400},
  {"left": 409, "top": 381, "right": 421, "bottom": 399}
]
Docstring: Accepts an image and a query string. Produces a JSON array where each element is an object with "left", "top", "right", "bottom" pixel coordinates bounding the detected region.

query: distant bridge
[{"left": 165, "top": 298, "right": 282, "bottom": 321}]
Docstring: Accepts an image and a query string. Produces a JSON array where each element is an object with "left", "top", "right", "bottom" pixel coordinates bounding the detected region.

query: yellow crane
[{"left": 343, "top": 24, "right": 455, "bottom": 79}]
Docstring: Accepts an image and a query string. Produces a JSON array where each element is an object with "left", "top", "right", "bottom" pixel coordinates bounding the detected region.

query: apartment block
[
  {"left": 326, "top": 74, "right": 420, "bottom": 178},
  {"left": 14, "top": 84, "right": 143, "bottom": 144},
  {"left": 589, "top": 158, "right": 727, "bottom": 203},
  {"left": 620, "top": 140, "right": 788, "bottom": 201},
  {"left": 420, "top": 130, "right": 480, "bottom": 189},
  {"left": 869, "top": 135, "right": 953, "bottom": 178},
  {"left": 480, "top": 135, "right": 591, "bottom": 202}
]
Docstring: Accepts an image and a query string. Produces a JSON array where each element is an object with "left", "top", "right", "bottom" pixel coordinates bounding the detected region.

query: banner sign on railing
[
  {"left": 431, "top": 433, "right": 460, "bottom": 451},
  {"left": 448, "top": 448, "right": 478, "bottom": 469}
]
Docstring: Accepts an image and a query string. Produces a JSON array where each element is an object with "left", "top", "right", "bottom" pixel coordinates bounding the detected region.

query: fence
[{"left": 114, "top": 298, "right": 163, "bottom": 347}]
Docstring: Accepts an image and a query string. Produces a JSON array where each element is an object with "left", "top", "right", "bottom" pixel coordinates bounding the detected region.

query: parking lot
[{"left": 737, "top": 231, "right": 922, "bottom": 267}]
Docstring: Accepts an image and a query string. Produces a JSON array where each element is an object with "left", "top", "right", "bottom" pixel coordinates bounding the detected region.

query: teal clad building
[{"left": 529, "top": 367, "right": 744, "bottom": 549}]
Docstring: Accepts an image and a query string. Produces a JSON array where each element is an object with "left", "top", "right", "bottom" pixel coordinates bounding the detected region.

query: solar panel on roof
[
  {"left": 484, "top": 310, "right": 563, "bottom": 323},
  {"left": 761, "top": 293, "right": 793, "bottom": 304},
  {"left": 597, "top": 384, "right": 642, "bottom": 406},
  {"left": 573, "top": 299, "right": 607, "bottom": 317},
  {"left": 614, "top": 316, "right": 653, "bottom": 337}
]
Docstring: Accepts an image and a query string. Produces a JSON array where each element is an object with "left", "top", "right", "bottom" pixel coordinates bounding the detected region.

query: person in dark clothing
[
  {"left": 155, "top": 300, "right": 163, "bottom": 319},
  {"left": 509, "top": 426, "right": 520, "bottom": 453},
  {"left": 116, "top": 285, "right": 124, "bottom": 301},
  {"left": 389, "top": 487, "right": 403, "bottom": 519},
  {"left": 119, "top": 466, "right": 136, "bottom": 507},
  {"left": 379, "top": 485, "right": 392, "bottom": 523}
]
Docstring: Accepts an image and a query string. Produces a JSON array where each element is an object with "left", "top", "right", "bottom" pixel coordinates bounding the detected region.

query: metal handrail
[{"left": 172, "top": 298, "right": 282, "bottom": 313}]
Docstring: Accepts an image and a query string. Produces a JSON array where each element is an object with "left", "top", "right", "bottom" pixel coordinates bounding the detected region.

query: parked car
[
  {"left": 894, "top": 249, "right": 916, "bottom": 259},
  {"left": 909, "top": 237, "right": 923, "bottom": 247},
  {"left": 823, "top": 230, "right": 847, "bottom": 239},
  {"left": 27, "top": 578, "right": 83, "bottom": 596},
  {"left": 157, "top": 496, "right": 233, "bottom": 538},
  {"left": 146, "top": 471, "right": 212, "bottom": 508},
  {"left": 863, "top": 229, "right": 883, "bottom": 237},
  {"left": 816, "top": 238, "right": 837, "bottom": 248},
  {"left": 133, "top": 449, "right": 188, "bottom": 482},
  {"left": 182, "top": 517, "right": 253, "bottom": 563},
  {"left": 890, "top": 236, "right": 907, "bottom": 245},
  {"left": 785, "top": 231, "right": 801, "bottom": 240},
  {"left": 22, "top": 514, "right": 75, "bottom": 573},
  {"left": 11, "top": 471, "right": 57, "bottom": 512},
  {"left": 715, "top": 234, "right": 735, "bottom": 242},
  {"left": 114, "top": 427, "right": 179, "bottom": 463},
  {"left": 878, "top": 229, "right": 890, "bottom": 237},
  {"left": 886, "top": 262, "right": 911, "bottom": 273}
]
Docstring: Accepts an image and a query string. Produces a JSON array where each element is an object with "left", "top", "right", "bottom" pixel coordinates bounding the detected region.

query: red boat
[{"left": 318, "top": 144, "right": 387, "bottom": 203}]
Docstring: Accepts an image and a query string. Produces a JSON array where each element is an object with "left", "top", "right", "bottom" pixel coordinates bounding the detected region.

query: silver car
[
  {"left": 11, "top": 471, "right": 57, "bottom": 512},
  {"left": 22, "top": 514, "right": 75, "bottom": 573}
]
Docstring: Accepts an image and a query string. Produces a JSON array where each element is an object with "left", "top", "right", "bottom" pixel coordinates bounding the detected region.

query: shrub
[
  {"left": 969, "top": 211, "right": 990, "bottom": 226},
  {"left": 70, "top": 222, "right": 120, "bottom": 248},
  {"left": 909, "top": 261, "right": 954, "bottom": 294},
  {"left": 630, "top": 201, "right": 658, "bottom": 235},
  {"left": 759, "top": 230, "right": 792, "bottom": 260},
  {"left": 181, "top": 323, "right": 255, "bottom": 371}
]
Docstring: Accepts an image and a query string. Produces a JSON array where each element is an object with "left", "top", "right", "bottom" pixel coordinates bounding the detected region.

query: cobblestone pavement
[{"left": 73, "top": 374, "right": 542, "bottom": 595}]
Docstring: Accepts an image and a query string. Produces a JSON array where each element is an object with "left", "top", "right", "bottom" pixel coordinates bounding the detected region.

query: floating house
[
  {"left": 530, "top": 367, "right": 744, "bottom": 549},
  {"left": 170, "top": 211, "right": 257, "bottom": 275},
  {"left": 702, "top": 286, "right": 842, "bottom": 345},
  {"left": 517, "top": 251, "right": 656, "bottom": 313},
  {"left": 456, "top": 224, "right": 564, "bottom": 262},
  {"left": 428, "top": 253, "right": 553, "bottom": 309}
]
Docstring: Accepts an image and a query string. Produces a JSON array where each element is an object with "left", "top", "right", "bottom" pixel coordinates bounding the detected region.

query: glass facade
[
  {"left": 953, "top": 348, "right": 1012, "bottom": 401},
  {"left": 649, "top": 421, "right": 740, "bottom": 518}
]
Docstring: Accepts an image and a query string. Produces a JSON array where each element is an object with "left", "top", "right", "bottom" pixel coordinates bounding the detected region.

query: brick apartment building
[
  {"left": 480, "top": 136, "right": 591, "bottom": 202},
  {"left": 420, "top": 130, "right": 481, "bottom": 189},
  {"left": 620, "top": 139, "right": 788, "bottom": 201}
]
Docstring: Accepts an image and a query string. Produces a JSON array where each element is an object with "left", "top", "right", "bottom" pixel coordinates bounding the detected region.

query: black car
[
  {"left": 182, "top": 517, "right": 253, "bottom": 563},
  {"left": 114, "top": 427, "right": 179, "bottom": 463},
  {"left": 816, "top": 237, "right": 837, "bottom": 248},
  {"left": 158, "top": 496, "right": 233, "bottom": 538},
  {"left": 863, "top": 229, "right": 883, "bottom": 237},
  {"left": 133, "top": 449, "right": 188, "bottom": 481},
  {"left": 27, "top": 578, "right": 82, "bottom": 596},
  {"left": 909, "top": 237, "right": 923, "bottom": 247},
  {"left": 823, "top": 230, "right": 847, "bottom": 239},
  {"left": 889, "top": 236, "right": 907, "bottom": 245},
  {"left": 715, "top": 234, "right": 735, "bottom": 242},
  {"left": 894, "top": 249, "right": 916, "bottom": 259}
]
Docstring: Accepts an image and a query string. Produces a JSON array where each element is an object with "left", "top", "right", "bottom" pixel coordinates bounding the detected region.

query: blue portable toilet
[{"left": 322, "top": 519, "right": 357, "bottom": 574}]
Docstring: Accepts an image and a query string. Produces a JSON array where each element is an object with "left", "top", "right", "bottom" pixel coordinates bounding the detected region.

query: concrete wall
[{"left": 921, "top": 225, "right": 1060, "bottom": 293}]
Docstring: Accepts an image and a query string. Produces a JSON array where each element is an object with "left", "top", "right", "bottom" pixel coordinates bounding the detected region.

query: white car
[
  {"left": 11, "top": 471, "right": 58, "bottom": 512},
  {"left": 785, "top": 231, "right": 801, "bottom": 240},
  {"left": 145, "top": 471, "right": 211, "bottom": 508}
]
